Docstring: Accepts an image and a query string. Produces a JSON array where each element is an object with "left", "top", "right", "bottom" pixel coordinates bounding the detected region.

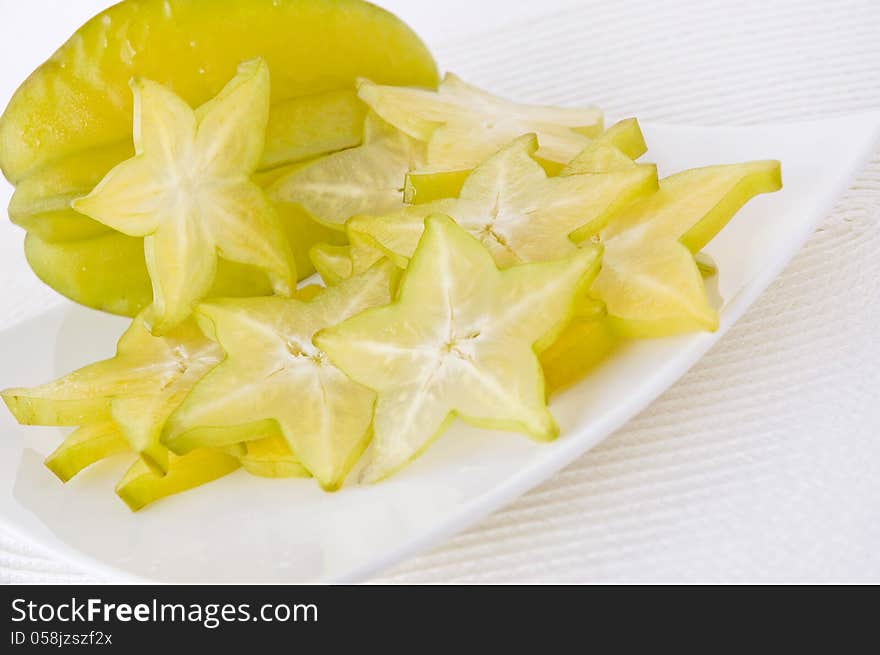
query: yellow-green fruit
[
  {"left": 2, "top": 0, "right": 437, "bottom": 311},
  {"left": 539, "top": 314, "right": 617, "bottom": 394},
  {"left": 25, "top": 231, "right": 275, "bottom": 317},
  {"left": 115, "top": 448, "right": 241, "bottom": 511},
  {"left": 44, "top": 422, "right": 129, "bottom": 483},
  {"left": 0, "top": 0, "right": 438, "bottom": 182}
]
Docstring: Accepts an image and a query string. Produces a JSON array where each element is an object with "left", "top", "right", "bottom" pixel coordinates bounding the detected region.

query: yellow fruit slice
[
  {"left": 315, "top": 215, "right": 601, "bottom": 482},
  {"left": 240, "top": 434, "right": 311, "bottom": 479},
  {"left": 72, "top": 59, "right": 295, "bottom": 334},
  {"left": 695, "top": 251, "right": 718, "bottom": 277},
  {"left": 401, "top": 118, "right": 646, "bottom": 205},
  {"left": 539, "top": 312, "right": 617, "bottom": 394},
  {"left": 9, "top": 142, "right": 132, "bottom": 243},
  {"left": 2, "top": 313, "right": 222, "bottom": 474},
  {"left": 358, "top": 73, "right": 602, "bottom": 168},
  {"left": 268, "top": 114, "right": 424, "bottom": 230},
  {"left": 309, "top": 243, "right": 355, "bottom": 286},
  {"left": 260, "top": 89, "right": 367, "bottom": 170},
  {"left": 589, "top": 117, "right": 647, "bottom": 160},
  {"left": 0, "top": 0, "right": 438, "bottom": 184},
  {"left": 585, "top": 161, "right": 782, "bottom": 337},
  {"left": 25, "top": 231, "right": 276, "bottom": 318},
  {"left": 308, "top": 228, "right": 388, "bottom": 287},
  {"left": 115, "top": 448, "right": 241, "bottom": 512},
  {"left": 165, "top": 261, "right": 398, "bottom": 490},
  {"left": 403, "top": 168, "right": 471, "bottom": 205},
  {"left": 44, "top": 421, "right": 129, "bottom": 483},
  {"left": 2, "top": 0, "right": 437, "bottom": 316},
  {"left": 348, "top": 134, "right": 657, "bottom": 269}
]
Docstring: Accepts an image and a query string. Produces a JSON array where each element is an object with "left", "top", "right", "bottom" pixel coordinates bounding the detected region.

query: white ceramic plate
[{"left": 1, "top": 114, "right": 878, "bottom": 583}]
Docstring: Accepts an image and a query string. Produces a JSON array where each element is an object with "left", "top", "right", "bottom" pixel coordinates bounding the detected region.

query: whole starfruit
[{"left": 1, "top": 0, "right": 438, "bottom": 316}]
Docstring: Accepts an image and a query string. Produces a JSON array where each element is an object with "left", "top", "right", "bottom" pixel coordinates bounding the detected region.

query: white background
[{"left": 1, "top": 0, "right": 878, "bottom": 582}]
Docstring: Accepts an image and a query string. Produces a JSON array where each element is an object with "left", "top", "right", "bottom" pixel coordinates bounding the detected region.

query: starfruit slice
[
  {"left": 115, "top": 448, "right": 241, "bottom": 512},
  {"left": 164, "top": 261, "right": 398, "bottom": 490},
  {"left": 309, "top": 228, "right": 387, "bottom": 287},
  {"left": 315, "top": 216, "right": 601, "bottom": 482},
  {"left": 538, "top": 301, "right": 617, "bottom": 394},
  {"left": 24, "top": 231, "right": 277, "bottom": 318},
  {"left": 309, "top": 243, "right": 356, "bottom": 286},
  {"left": 0, "top": 0, "right": 438, "bottom": 183},
  {"left": 240, "top": 434, "right": 310, "bottom": 479},
  {"left": 358, "top": 73, "right": 602, "bottom": 168},
  {"left": 44, "top": 422, "right": 130, "bottom": 483},
  {"left": 72, "top": 59, "right": 294, "bottom": 334},
  {"left": 584, "top": 160, "right": 783, "bottom": 337},
  {"left": 402, "top": 118, "right": 648, "bottom": 205},
  {"left": 268, "top": 114, "right": 424, "bottom": 230},
  {"left": 347, "top": 134, "right": 657, "bottom": 270},
  {"left": 2, "top": 313, "right": 221, "bottom": 474}
]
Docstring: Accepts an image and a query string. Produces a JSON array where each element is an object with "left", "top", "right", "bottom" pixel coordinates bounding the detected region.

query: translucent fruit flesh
[
  {"left": 358, "top": 73, "right": 603, "bottom": 168},
  {"left": 115, "top": 448, "right": 241, "bottom": 512},
  {"left": 539, "top": 312, "right": 618, "bottom": 394},
  {"left": 401, "top": 118, "right": 648, "bottom": 204},
  {"left": 240, "top": 434, "right": 311, "bottom": 479},
  {"left": 347, "top": 134, "right": 657, "bottom": 270},
  {"left": 309, "top": 229, "right": 389, "bottom": 287},
  {"left": 44, "top": 422, "right": 129, "bottom": 483},
  {"left": 72, "top": 59, "right": 295, "bottom": 334},
  {"left": 24, "top": 231, "right": 276, "bottom": 318},
  {"left": 268, "top": 114, "right": 424, "bottom": 230},
  {"left": 587, "top": 160, "right": 782, "bottom": 337},
  {"left": 1, "top": 0, "right": 438, "bottom": 316},
  {"left": 316, "top": 216, "right": 602, "bottom": 482},
  {"left": 2, "top": 313, "right": 222, "bottom": 474},
  {"left": 165, "top": 261, "right": 398, "bottom": 490},
  {"left": 0, "top": 0, "right": 439, "bottom": 183}
]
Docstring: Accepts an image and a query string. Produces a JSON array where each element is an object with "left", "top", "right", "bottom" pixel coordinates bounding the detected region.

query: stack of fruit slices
[{"left": 0, "top": 0, "right": 781, "bottom": 510}]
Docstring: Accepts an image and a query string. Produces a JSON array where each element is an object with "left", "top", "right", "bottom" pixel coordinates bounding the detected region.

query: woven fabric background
[{"left": 1, "top": 0, "right": 878, "bottom": 583}]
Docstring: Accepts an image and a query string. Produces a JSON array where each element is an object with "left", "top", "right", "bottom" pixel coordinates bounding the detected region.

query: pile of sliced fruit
[{"left": 0, "top": 0, "right": 781, "bottom": 510}]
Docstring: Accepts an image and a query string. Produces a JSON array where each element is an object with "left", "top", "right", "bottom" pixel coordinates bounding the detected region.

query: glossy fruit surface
[
  {"left": 165, "top": 261, "right": 398, "bottom": 490},
  {"left": 348, "top": 134, "right": 656, "bottom": 269},
  {"left": 240, "top": 434, "right": 310, "bottom": 479},
  {"left": 72, "top": 59, "right": 295, "bottom": 333},
  {"left": 588, "top": 160, "right": 783, "bottom": 337},
  {"left": 115, "top": 448, "right": 241, "bottom": 511},
  {"left": 0, "top": 0, "right": 438, "bottom": 183},
  {"left": 359, "top": 73, "right": 602, "bottom": 168},
  {"left": 400, "top": 118, "right": 648, "bottom": 205},
  {"left": 316, "top": 216, "right": 601, "bottom": 482},
  {"left": 1, "top": 0, "right": 438, "bottom": 314},
  {"left": 269, "top": 114, "right": 423, "bottom": 230},
  {"left": 24, "top": 231, "right": 275, "bottom": 318},
  {"left": 44, "top": 421, "right": 129, "bottom": 483},
  {"left": 539, "top": 308, "right": 617, "bottom": 394},
  {"left": 2, "top": 313, "right": 221, "bottom": 474}
]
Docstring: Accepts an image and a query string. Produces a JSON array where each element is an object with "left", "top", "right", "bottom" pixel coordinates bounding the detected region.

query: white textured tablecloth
[{"left": 1, "top": 0, "right": 878, "bottom": 583}]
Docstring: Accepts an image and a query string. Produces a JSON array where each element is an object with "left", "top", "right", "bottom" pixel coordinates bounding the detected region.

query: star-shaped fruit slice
[
  {"left": 239, "top": 433, "right": 310, "bottom": 479},
  {"left": 402, "top": 117, "right": 649, "bottom": 205},
  {"left": 358, "top": 73, "right": 603, "bottom": 168},
  {"left": 309, "top": 230, "right": 386, "bottom": 286},
  {"left": 584, "top": 160, "right": 782, "bottom": 337},
  {"left": 347, "top": 134, "right": 657, "bottom": 269},
  {"left": 164, "top": 261, "right": 399, "bottom": 490},
  {"left": 2, "top": 314, "right": 222, "bottom": 474},
  {"left": 116, "top": 448, "right": 242, "bottom": 512},
  {"left": 71, "top": 58, "right": 294, "bottom": 334},
  {"left": 44, "top": 421, "right": 129, "bottom": 483},
  {"left": 315, "top": 215, "right": 602, "bottom": 482},
  {"left": 268, "top": 113, "right": 424, "bottom": 230}
]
